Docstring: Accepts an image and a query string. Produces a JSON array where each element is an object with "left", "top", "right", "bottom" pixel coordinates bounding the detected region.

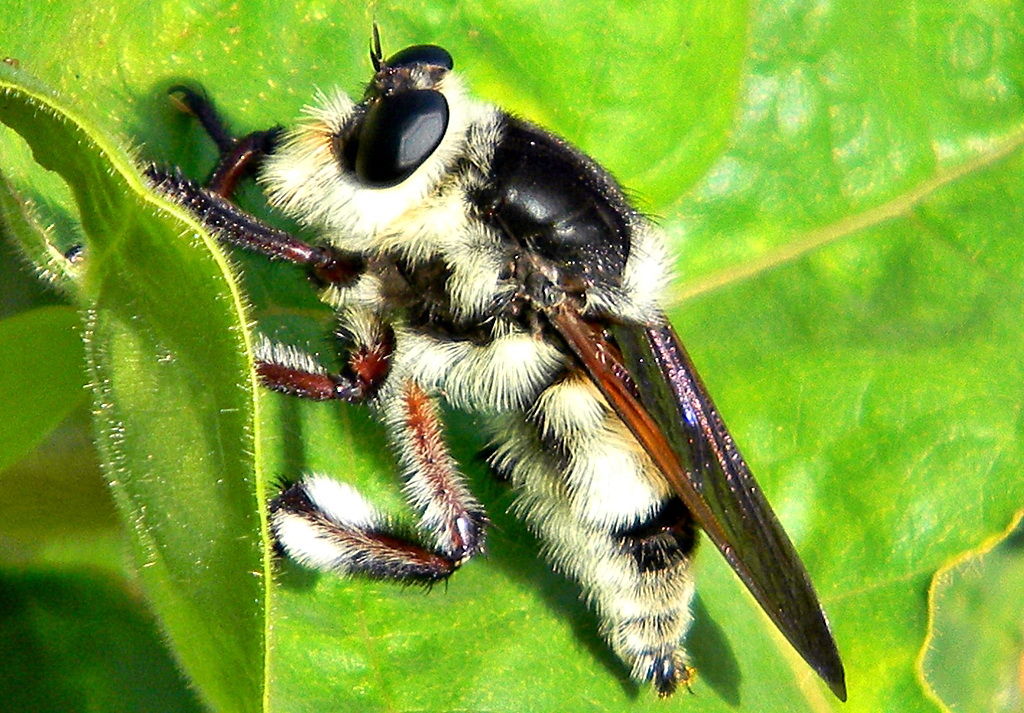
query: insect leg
[
  {"left": 205, "top": 128, "right": 279, "bottom": 198},
  {"left": 168, "top": 85, "right": 281, "bottom": 198},
  {"left": 266, "top": 312, "right": 472, "bottom": 582},
  {"left": 270, "top": 474, "right": 458, "bottom": 583},
  {"left": 154, "top": 88, "right": 362, "bottom": 283},
  {"left": 254, "top": 322, "right": 392, "bottom": 402},
  {"left": 379, "top": 379, "right": 488, "bottom": 562},
  {"left": 268, "top": 376, "right": 487, "bottom": 582},
  {"left": 146, "top": 167, "right": 364, "bottom": 286}
]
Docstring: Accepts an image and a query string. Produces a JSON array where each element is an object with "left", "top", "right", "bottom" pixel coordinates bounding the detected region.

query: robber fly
[{"left": 147, "top": 30, "right": 846, "bottom": 699}]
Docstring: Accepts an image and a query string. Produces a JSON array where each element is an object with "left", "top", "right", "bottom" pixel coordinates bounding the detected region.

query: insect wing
[
  {"left": 614, "top": 321, "right": 846, "bottom": 700},
  {"left": 545, "top": 304, "right": 845, "bottom": 700}
]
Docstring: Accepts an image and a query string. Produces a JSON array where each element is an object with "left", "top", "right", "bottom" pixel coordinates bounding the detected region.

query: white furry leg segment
[
  {"left": 381, "top": 379, "right": 488, "bottom": 563},
  {"left": 269, "top": 474, "right": 456, "bottom": 582}
]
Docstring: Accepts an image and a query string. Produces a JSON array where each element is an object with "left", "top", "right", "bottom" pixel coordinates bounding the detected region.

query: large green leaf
[
  {"left": 1, "top": 1, "right": 1022, "bottom": 711},
  {"left": 0, "top": 568, "right": 204, "bottom": 713},
  {"left": 0, "top": 64, "right": 266, "bottom": 712}
]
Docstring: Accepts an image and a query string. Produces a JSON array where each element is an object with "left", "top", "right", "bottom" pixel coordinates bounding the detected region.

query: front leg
[
  {"left": 167, "top": 85, "right": 280, "bottom": 198},
  {"left": 270, "top": 474, "right": 458, "bottom": 583},
  {"left": 254, "top": 321, "right": 393, "bottom": 402},
  {"left": 146, "top": 167, "right": 363, "bottom": 286}
]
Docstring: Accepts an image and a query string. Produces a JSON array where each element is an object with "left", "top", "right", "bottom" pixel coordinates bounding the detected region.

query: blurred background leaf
[
  {"left": 0, "top": 568, "right": 204, "bottom": 713},
  {"left": 1, "top": 0, "right": 1022, "bottom": 711},
  {"left": 0, "top": 307, "right": 85, "bottom": 474},
  {"left": 923, "top": 519, "right": 1024, "bottom": 713}
]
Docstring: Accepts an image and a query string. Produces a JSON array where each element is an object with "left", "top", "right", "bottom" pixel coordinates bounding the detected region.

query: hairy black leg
[
  {"left": 169, "top": 85, "right": 282, "bottom": 197},
  {"left": 63, "top": 244, "right": 84, "bottom": 264},
  {"left": 267, "top": 375, "right": 488, "bottom": 583},
  {"left": 270, "top": 475, "right": 458, "bottom": 583},
  {"left": 159, "top": 86, "right": 364, "bottom": 284},
  {"left": 256, "top": 360, "right": 365, "bottom": 402},
  {"left": 205, "top": 128, "right": 281, "bottom": 198},
  {"left": 146, "top": 166, "right": 364, "bottom": 285},
  {"left": 386, "top": 380, "right": 488, "bottom": 562},
  {"left": 162, "top": 83, "right": 471, "bottom": 585},
  {"left": 269, "top": 380, "right": 489, "bottom": 582},
  {"left": 168, "top": 85, "right": 236, "bottom": 154},
  {"left": 255, "top": 327, "right": 393, "bottom": 402},
  {"left": 265, "top": 364, "right": 485, "bottom": 580}
]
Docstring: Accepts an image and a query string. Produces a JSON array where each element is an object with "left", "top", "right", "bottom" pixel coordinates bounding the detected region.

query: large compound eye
[
  {"left": 355, "top": 90, "right": 450, "bottom": 187},
  {"left": 385, "top": 44, "right": 453, "bottom": 70}
]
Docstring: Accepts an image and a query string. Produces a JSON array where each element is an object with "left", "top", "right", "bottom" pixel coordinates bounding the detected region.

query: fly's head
[
  {"left": 350, "top": 43, "right": 454, "bottom": 187},
  {"left": 258, "top": 38, "right": 495, "bottom": 250}
]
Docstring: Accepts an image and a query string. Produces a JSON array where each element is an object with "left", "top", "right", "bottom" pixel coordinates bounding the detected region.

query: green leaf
[
  {"left": 1, "top": 1, "right": 1023, "bottom": 712},
  {"left": 0, "top": 306, "right": 85, "bottom": 472},
  {"left": 0, "top": 169, "right": 78, "bottom": 295},
  {"left": 0, "top": 568, "right": 205, "bottom": 713},
  {"left": 0, "top": 413, "right": 117, "bottom": 562},
  {"left": 923, "top": 521, "right": 1024, "bottom": 713},
  {"left": 0, "top": 66, "right": 266, "bottom": 712}
]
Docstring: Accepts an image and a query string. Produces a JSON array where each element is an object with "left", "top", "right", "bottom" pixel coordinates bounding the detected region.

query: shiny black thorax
[
  {"left": 395, "top": 115, "right": 638, "bottom": 343},
  {"left": 478, "top": 116, "right": 633, "bottom": 295}
]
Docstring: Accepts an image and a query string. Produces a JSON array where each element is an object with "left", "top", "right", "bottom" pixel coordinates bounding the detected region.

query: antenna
[{"left": 370, "top": 22, "right": 383, "bottom": 71}]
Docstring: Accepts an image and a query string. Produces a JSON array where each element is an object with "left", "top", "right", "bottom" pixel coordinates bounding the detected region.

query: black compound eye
[
  {"left": 355, "top": 90, "right": 450, "bottom": 187},
  {"left": 385, "top": 44, "right": 453, "bottom": 70}
]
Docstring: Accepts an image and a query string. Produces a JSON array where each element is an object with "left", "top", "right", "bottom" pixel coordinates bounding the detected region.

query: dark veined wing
[{"left": 544, "top": 303, "right": 846, "bottom": 701}]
